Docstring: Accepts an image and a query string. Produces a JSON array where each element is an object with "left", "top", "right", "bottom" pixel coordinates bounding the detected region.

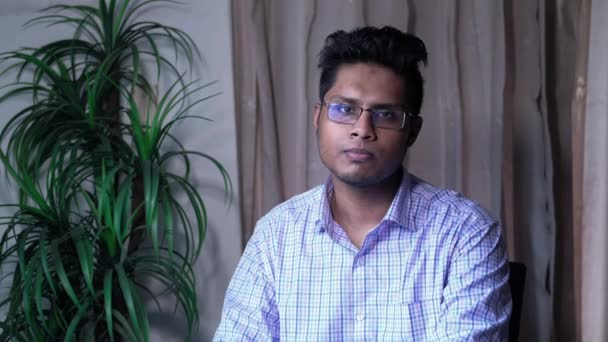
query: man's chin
[
  {"left": 334, "top": 172, "right": 384, "bottom": 188},
  {"left": 332, "top": 167, "right": 403, "bottom": 189}
]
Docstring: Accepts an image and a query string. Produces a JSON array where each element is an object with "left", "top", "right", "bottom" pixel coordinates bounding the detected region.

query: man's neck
[{"left": 330, "top": 169, "right": 403, "bottom": 247}]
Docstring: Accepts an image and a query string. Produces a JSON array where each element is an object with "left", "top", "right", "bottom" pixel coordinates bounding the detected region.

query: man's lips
[{"left": 343, "top": 148, "right": 373, "bottom": 162}]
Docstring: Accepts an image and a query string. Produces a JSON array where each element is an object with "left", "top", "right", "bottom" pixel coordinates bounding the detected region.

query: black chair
[{"left": 508, "top": 262, "right": 526, "bottom": 342}]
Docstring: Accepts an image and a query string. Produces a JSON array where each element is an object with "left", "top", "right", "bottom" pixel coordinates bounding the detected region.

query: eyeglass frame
[{"left": 318, "top": 101, "right": 416, "bottom": 130}]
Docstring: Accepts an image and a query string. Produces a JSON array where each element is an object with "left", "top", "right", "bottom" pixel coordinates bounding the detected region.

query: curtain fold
[
  {"left": 231, "top": 1, "right": 284, "bottom": 243},
  {"left": 546, "top": 0, "right": 579, "bottom": 340},
  {"left": 503, "top": 1, "right": 556, "bottom": 339},
  {"left": 571, "top": 0, "right": 590, "bottom": 339},
  {"left": 576, "top": 0, "right": 608, "bottom": 340}
]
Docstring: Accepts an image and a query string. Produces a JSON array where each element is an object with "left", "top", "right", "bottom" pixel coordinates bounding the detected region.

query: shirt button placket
[{"left": 352, "top": 255, "right": 366, "bottom": 341}]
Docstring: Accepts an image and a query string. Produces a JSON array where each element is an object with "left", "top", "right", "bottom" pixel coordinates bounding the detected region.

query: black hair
[{"left": 318, "top": 26, "right": 428, "bottom": 115}]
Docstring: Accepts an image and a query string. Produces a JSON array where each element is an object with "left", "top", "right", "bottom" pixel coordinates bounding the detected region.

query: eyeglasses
[{"left": 320, "top": 101, "right": 413, "bottom": 130}]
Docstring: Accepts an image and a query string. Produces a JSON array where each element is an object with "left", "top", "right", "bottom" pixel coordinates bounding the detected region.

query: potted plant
[{"left": 0, "top": 0, "right": 230, "bottom": 340}]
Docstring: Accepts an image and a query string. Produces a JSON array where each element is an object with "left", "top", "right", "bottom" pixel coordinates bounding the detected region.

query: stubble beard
[{"left": 322, "top": 157, "right": 404, "bottom": 189}]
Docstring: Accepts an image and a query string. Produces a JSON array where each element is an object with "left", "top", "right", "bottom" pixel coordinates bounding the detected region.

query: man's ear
[
  {"left": 313, "top": 104, "right": 321, "bottom": 129},
  {"left": 406, "top": 116, "right": 423, "bottom": 147}
]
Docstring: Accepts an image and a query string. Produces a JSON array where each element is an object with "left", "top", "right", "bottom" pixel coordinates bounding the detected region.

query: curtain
[
  {"left": 230, "top": 0, "right": 584, "bottom": 340},
  {"left": 503, "top": 0, "right": 557, "bottom": 340},
  {"left": 574, "top": 0, "right": 608, "bottom": 340},
  {"left": 546, "top": 0, "right": 579, "bottom": 341},
  {"left": 232, "top": 0, "right": 507, "bottom": 247}
]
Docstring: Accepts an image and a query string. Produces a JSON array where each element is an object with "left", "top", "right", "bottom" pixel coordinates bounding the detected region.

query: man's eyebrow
[
  {"left": 327, "top": 96, "right": 402, "bottom": 108},
  {"left": 326, "top": 96, "right": 361, "bottom": 104}
]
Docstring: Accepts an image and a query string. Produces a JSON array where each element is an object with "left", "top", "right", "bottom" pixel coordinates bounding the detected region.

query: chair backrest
[{"left": 508, "top": 262, "right": 526, "bottom": 342}]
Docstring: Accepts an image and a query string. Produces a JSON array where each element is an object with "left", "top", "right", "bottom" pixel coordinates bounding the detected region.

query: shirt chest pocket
[{"left": 378, "top": 298, "right": 441, "bottom": 341}]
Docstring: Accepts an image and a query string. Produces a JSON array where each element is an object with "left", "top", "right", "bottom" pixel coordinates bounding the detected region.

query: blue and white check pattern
[{"left": 215, "top": 172, "right": 511, "bottom": 341}]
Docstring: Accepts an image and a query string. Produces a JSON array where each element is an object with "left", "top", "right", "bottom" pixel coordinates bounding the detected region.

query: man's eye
[
  {"left": 335, "top": 103, "right": 355, "bottom": 114},
  {"left": 375, "top": 110, "right": 397, "bottom": 119}
]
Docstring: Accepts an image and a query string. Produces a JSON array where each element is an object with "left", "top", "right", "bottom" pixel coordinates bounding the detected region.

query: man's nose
[{"left": 349, "top": 111, "right": 376, "bottom": 140}]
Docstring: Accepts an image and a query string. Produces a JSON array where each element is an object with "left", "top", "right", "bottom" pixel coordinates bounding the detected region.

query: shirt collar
[
  {"left": 384, "top": 171, "right": 413, "bottom": 230},
  {"left": 314, "top": 179, "right": 334, "bottom": 233},
  {"left": 315, "top": 170, "right": 414, "bottom": 233}
]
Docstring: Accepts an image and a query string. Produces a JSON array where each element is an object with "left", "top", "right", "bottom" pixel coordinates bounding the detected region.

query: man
[{"left": 215, "top": 26, "right": 511, "bottom": 341}]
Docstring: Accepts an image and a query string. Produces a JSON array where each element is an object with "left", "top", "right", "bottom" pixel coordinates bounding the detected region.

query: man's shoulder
[
  {"left": 257, "top": 184, "right": 325, "bottom": 228},
  {"left": 408, "top": 174, "right": 497, "bottom": 228}
]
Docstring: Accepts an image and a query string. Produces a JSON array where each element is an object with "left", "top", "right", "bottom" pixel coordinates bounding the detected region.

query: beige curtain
[
  {"left": 574, "top": 0, "right": 608, "bottom": 340},
  {"left": 231, "top": 1, "right": 285, "bottom": 244},
  {"left": 545, "top": 0, "right": 579, "bottom": 341},
  {"left": 230, "top": 0, "right": 583, "bottom": 340},
  {"left": 571, "top": 0, "right": 589, "bottom": 338},
  {"left": 503, "top": 0, "right": 558, "bottom": 340},
  {"left": 232, "top": 0, "right": 507, "bottom": 246}
]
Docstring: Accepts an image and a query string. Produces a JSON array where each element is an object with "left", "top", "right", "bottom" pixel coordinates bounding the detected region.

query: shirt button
[
  {"left": 353, "top": 258, "right": 365, "bottom": 267},
  {"left": 355, "top": 312, "right": 365, "bottom": 321}
]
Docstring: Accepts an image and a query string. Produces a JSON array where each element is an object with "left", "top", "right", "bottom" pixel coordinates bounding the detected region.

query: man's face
[{"left": 314, "top": 63, "right": 420, "bottom": 188}]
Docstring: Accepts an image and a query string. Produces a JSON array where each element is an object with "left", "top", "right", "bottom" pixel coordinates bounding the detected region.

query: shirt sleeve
[
  {"left": 213, "top": 219, "right": 279, "bottom": 341},
  {"left": 434, "top": 220, "right": 512, "bottom": 341}
]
